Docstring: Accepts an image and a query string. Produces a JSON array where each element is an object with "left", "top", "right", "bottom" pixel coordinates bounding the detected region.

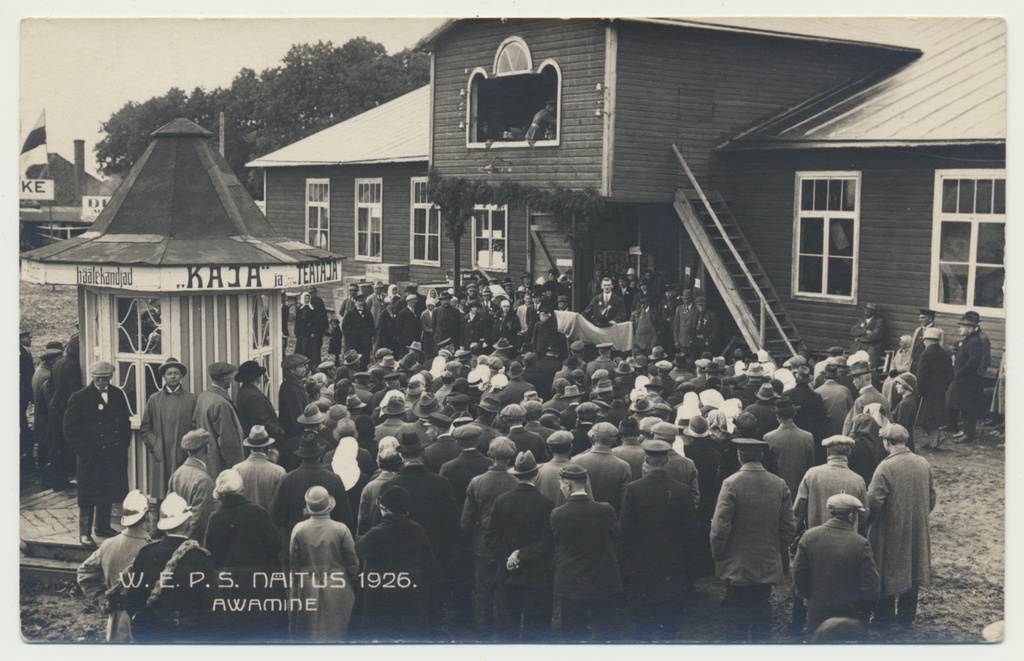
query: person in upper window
[{"left": 525, "top": 100, "right": 557, "bottom": 144}]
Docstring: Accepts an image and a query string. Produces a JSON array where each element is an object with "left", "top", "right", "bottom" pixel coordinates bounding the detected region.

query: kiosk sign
[{"left": 20, "top": 179, "right": 54, "bottom": 201}]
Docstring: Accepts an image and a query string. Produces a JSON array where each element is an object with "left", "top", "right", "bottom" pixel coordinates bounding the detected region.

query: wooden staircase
[{"left": 671, "top": 144, "right": 805, "bottom": 359}]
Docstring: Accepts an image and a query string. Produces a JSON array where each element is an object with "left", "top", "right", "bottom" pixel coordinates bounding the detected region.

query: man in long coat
[
  {"left": 63, "top": 361, "right": 133, "bottom": 546},
  {"left": 793, "top": 493, "right": 879, "bottom": 639},
  {"left": 485, "top": 451, "right": 556, "bottom": 642},
  {"left": 946, "top": 311, "right": 989, "bottom": 444},
  {"left": 234, "top": 360, "right": 287, "bottom": 442},
  {"left": 278, "top": 354, "right": 311, "bottom": 442},
  {"left": 867, "top": 424, "right": 935, "bottom": 630},
  {"left": 710, "top": 437, "right": 796, "bottom": 643},
  {"left": 434, "top": 293, "right": 463, "bottom": 350},
  {"left": 140, "top": 357, "right": 197, "bottom": 500},
  {"left": 618, "top": 439, "right": 698, "bottom": 641},
  {"left": 192, "top": 362, "right": 245, "bottom": 479},
  {"left": 571, "top": 422, "right": 631, "bottom": 516},
  {"left": 909, "top": 308, "right": 944, "bottom": 374},
  {"left": 850, "top": 302, "right": 887, "bottom": 367},
  {"left": 342, "top": 295, "right": 376, "bottom": 371},
  {"left": 233, "top": 426, "right": 286, "bottom": 511},
  {"left": 47, "top": 333, "right": 83, "bottom": 490},
  {"left": 550, "top": 463, "right": 623, "bottom": 642},
  {"left": 168, "top": 430, "right": 217, "bottom": 542},
  {"left": 914, "top": 328, "right": 953, "bottom": 446},
  {"left": 395, "top": 293, "right": 423, "bottom": 351},
  {"left": 672, "top": 290, "right": 697, "bottom": 357}
]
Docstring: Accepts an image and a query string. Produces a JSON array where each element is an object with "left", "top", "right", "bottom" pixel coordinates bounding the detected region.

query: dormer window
[{"left": 467, "top": 37, "right": 561, "bottom": 148}]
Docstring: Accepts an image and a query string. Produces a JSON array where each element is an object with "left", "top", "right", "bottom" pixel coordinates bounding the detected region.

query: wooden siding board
[
  {"left": 612, "top": 22, "right": 908, "bottom": 201},
  {"left": 717, "top": 145, "right": 1005, "bottom": 362},
  {"left": 431, "top": 19, "right": 607, "bottom": 190}
]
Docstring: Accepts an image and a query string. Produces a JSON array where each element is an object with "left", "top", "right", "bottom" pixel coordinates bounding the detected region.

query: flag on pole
[{"left": 20, "top": 110, "right": 48, "bottom": 178}]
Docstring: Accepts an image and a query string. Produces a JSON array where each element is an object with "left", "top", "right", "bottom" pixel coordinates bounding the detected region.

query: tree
[{"left": 95, "top": 38, "right": 430, "bottom": 198}]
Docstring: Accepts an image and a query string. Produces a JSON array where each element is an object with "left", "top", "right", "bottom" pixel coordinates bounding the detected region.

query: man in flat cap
[
  {"left": 619, "top": 439, "right": 699, "bottom": 640},
  {"left": 63, "top": 360, "right": 133, "bottom": 546},
  {"left": 140, "top": 357, "right": 197, "bottom": 502},
  {"left": 793, "top": 493, "right": 879, "bottom": 640},
  {"left": 550, "top": 463, "right": 623, "bottom": 642},
  {"left": 192, "top": 361, "right": 244, "bottom": 478},
  {"left": 711, "top": 437, "right": 796, "bottom": 642},
  {"left": 850, "top": 303, "right": 886, "bottom": 367},
  {"left": 572, "top": 422, "right": 631, "bottom": 516},
  {"left": 486, "top": 451, "right": 556, "bottom": 642},
  {"left": 279, "top": 353, "right": 311, "bottom": 443},
  {"left": 868, "top": 423, "right": 936, "bottom": 631},
  {"left": 168, "top": 429, "right": 216, "bottom": 541}
]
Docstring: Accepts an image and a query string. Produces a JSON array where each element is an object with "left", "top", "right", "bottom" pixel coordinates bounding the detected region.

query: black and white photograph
[{"left": 11, "top": 0, "right": 1012, "bottom": 647}]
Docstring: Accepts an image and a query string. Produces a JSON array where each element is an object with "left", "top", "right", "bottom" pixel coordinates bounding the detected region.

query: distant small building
[{"left": 20, "top": 139, "right": 116, "bottom": 250}]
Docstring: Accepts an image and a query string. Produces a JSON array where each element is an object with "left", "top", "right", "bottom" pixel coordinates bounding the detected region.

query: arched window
[{"left": 467, "top": 39, "right": 561, "bottom": 147}]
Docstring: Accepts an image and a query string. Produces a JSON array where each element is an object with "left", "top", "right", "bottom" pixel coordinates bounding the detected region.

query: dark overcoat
[
  {"left": 949, "top": 330, "right": 988, "bottom": 412},
  {"left": 550, "top": 494, "right": 623, "bottom": 600},
  {"left": 63, "top": 383, "right": 132, "bottom": 506},
  {"left": 915, "top": 343, "right": 953, "bottom": 430},
  {"left": 485, "top": 483, "right": 555, "bottom": 589},
  {"left": 342, "top": 307, "right": 376, "bottom": 359},
  {"left": 235, "top": 382, "right": 287, "bottom": 441}
]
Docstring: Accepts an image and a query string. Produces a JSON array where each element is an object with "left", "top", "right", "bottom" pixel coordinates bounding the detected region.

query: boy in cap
[
  {"left": 77, "top": 489, "right": 153, "bottom": 642},
  {"left": 793, "top": 493, "right": 879, "bottom": 640}
]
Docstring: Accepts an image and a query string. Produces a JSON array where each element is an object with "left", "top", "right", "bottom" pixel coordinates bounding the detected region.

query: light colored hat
[
  {"left": 304, "top": 485, "right": 335, "bottom": 514},
  {"left": 652, "top": 421, "right": 678, "bottom": 441},
  {"left": 120, "top": 490, "right": 149, "bottom": 527},
  {"left": 213, "top": 469, "right": 244, "bottom": 499},
  {"left": 880, "top": 423, "right": 910, "bottom": 443},
  {"left": 181, "top": 429, "right": 211, "bottom": 452},
  {"left": 589, "top": 421, "right": 619, "bottom": 438},
  {"left": 922, "top": 327, "right": 942, "bottom": 340},
  {"left": 89, "top": 360, "right": 116, "bottom": 377},
  {"left": 827, "top": 493, "right": 867, "bottom": 513},
  {"left": 244, "top": 425, "right": 274, "bottom": 448},
  {"left": 157, "top": 492, "right": 193, "bottom": 530}
]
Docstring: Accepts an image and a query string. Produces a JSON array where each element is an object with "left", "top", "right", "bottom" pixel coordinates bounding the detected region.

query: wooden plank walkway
[{"left": 20, "top": 487, "right": 125, "bottom": 546}]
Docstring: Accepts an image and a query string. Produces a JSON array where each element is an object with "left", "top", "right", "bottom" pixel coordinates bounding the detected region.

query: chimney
[{"left": 74, "top": 139, "right": 85, "bottom": 197}]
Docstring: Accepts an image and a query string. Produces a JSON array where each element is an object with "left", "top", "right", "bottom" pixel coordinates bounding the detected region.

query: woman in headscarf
[
  {"left": 288, "top": 485, "right": 359, "bottom": 642},
  {"left": 293, "top": 291, "right": 319, "bottom": 362},
  {"left": 203, "top": 469, "right": 285, "bottom": 642}
]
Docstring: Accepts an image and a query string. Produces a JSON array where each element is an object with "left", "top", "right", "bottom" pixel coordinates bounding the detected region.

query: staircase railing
[{"left": 672, "top": 143, "right": 797, "bottom": 357}]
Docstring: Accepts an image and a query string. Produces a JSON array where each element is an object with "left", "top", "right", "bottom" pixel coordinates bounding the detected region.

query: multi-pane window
[
  {"left": 115, "top": 297, "right": 165, "bottom": 419},
  {"left": 305, "top": 179, "right": 330, "bottom": 249},
  {"left": 249, "top": 293, "right": 274, "bottom": 397},
  {"left": 411, "top": 178, "right": 441, "bottom": 265},
  {"left": 473, "top": 205, "right": 508, "bottom": 271},
  {"left": 793, "top": 172, "right": 860, "bottom": 302},
  {"left": 932, "top": 170, "right": 1005, "bottom": 312},
  {"left": 355, "top": 179, "right": 382, "bottom": 260}
]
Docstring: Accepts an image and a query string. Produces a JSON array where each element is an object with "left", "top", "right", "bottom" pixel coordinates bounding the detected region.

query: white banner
[
  {"left": 81, "top": 196, "right": 111, "bottom": 220},
  {"left": 20, "top": 257, "right": 345, "bottom": 292},
  {"left": 20, "top": 179, "right": 54, "bottom": 201}
]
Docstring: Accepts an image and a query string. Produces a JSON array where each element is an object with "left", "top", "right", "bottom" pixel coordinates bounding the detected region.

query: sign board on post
[
  {"left": 81, "top": 196, "right": 111, "bottom": 221},
  {"left": 20, "top": 179, "right": 54, "bottom": 201},
  {"left": 628, "top": 246, "right": 642, "bottom": 256}
]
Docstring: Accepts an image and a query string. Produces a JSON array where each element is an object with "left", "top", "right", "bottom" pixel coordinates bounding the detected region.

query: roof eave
[
  {"left": 246, "top": 156, "right": 429, "bottom": 168},
  {"left": 719, "top": 138, "right": 1007, "bottom": 152}
]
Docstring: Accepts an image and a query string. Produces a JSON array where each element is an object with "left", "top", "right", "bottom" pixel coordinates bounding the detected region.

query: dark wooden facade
[{"left": 717, "top": 144, "right": 1006, "bottom": 361}]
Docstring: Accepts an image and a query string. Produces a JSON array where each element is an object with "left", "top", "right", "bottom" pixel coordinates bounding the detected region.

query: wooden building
[{"left": 251, "top": 18, "right": 1005, "bottom": 363}]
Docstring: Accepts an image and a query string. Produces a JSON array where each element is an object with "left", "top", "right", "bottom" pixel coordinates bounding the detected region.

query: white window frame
[
  {"left": 410, "top": 177, "right": 441, "bottom": 266},
  {"left": 466, "top": 51, "right": 562, "bottom": 149},
  {"left": 929, "top": 168, "right": 1006, "bottom": 317},
  {"left": 113, "top": 295, "right": 170, "bottom": 426},
  {"left": 305, "top": 178, "right": 330, "bottom": 249},
  {"left": 472, "top": 204, "right": 509, "bottom": 272},
  {"left": 791, "top": 171, "right": 861, "bottom": 304},
  {"left": 354, "top": 178, "right": 383, "bottom": 262}
]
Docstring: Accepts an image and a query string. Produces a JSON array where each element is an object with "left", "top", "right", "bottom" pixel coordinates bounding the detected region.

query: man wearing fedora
[
  {"left": 77, "top": 489, "right": 152, "bottom": 642},
  {"left": 140, "top": 357, "right": 198, "bottom": 501},
  {"left": 192, "top": 362, "right": 245, "bottom": 479},
  {"left": 680, "top": 415, "right": 720, "bottom": 580},
  {"left": 793, "top": 493, "right": 879, "bottom": 640},
  {"left": 744, "top": 382, "right": 781, "bottom": 439},
  {"left": 280, "top": 403, "right": 328, "bottom": 472},
  {"left": 486, "top": 451, "right": 556, "bottom": 642},
  {"left": 233, "top": 425, "right": 286, "bottom": 511},
  {"left": 234, "top": 359, "right": 287, "bottom": 445},
  {"left": 946, "top": 311, "right": 990, "bottom": 444},
  {"left": 842, "top": 361, "right": 889, "bottom": 436},
  {"left": 711, "top": 437, "right": 796, "bottom": 642},
  {"left": 124, "top": 493, "right": 220, "bottom": 642},
  {"left": 619, "top": 438, "right": 699, "bottom": 641},
  {"left": 764, "top": 397, "right": 816, "bottom": 498},
  {"left": 850, "top": 303, "right": 887, "bottom": 367},
  {"left": 270, "top": 432, "right": 353, "bottom": 558},
  {"left": 673, "top": 289, "right": 698, "bottom": 359},
  {"left": 168, "top": 430, "right": 217, "bottom": 541},
  {"left": 63, "top": 361, "right": 133, "bottom": 546}
]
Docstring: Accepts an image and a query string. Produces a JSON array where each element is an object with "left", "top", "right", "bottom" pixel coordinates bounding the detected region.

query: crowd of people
[{"left": 17, "top": 270, "right": 1000, "bottom": 644}]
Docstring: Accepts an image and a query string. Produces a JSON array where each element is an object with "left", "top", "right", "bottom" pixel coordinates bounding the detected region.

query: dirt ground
[{"left": 19, "top": 283, "right": 1005, "bottom": 644}]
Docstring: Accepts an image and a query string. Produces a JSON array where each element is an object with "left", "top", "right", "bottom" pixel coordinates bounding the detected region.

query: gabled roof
[
  {"left": 23, "top": 118, "right": 337, "bottom": 268},
  {"left": 24, "top": 153, "right": 115, "bottom": 205},
  {"left": 246, "top": 85, "right": 430, "bottom": 168},
  {"left": 723, "top": 18, "right": 1006, "bottom": 149}
]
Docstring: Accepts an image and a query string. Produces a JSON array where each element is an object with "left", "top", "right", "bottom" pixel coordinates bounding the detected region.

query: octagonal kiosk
[{"left": 20, "top": 118, "right": 344, "bottom": 494}]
